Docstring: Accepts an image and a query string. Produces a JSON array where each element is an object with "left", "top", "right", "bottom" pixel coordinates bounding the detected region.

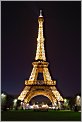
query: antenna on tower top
[{"left": 40, "top": 10, "right": 42, "bottom": 17}]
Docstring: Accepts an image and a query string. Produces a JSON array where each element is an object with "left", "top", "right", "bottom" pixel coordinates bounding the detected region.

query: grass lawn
[{"left": 1, "top": 109, "right": 81, "bottom": 121}]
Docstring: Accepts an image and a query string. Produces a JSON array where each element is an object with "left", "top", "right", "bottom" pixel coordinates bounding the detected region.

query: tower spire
[
  {"left": 40, "top": 10, "right": 42, "bottom": 17},
  {"left": 35, "top": 10, "right": 46, "bottom": 61}
]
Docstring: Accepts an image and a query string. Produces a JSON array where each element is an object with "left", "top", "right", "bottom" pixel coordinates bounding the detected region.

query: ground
[{"left": 1, "top": 109, "right": 81, "bottom": 121}]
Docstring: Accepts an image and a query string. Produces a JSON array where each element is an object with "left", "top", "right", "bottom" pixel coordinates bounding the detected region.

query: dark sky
[{"left": 1, "top": 1, "right": 81, "bottom": 98}]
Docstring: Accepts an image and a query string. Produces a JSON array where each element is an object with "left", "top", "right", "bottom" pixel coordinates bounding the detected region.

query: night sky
[{"left": 1, "top": 1, "right": 81, "bottom": 98}]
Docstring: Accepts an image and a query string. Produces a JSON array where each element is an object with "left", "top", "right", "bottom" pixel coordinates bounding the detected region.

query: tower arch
[
  {"left": 24, "top": 90, "right": 54, "bottom": 103},
  {"left": 29, "top": 95, "right": 52, "bottom": 105}
]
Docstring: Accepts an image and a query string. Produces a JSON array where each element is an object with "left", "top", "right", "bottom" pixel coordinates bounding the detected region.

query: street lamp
[
  {"left": 1, "top": 93, "right": 6, "bottom": 102},
  {"left": 1, "top": 93, "right": 6, "bottom": 98},
  {"left": 13, "top": 99, "right": 18, "bottom": 109},
  {"left": 76, "top": 95, "right": 81, "bottom": 106},
  {"left": 14, "top": 99, "right": 17, "bottom": 103},
  {"left": 1, "top": 93, "right": 7, "bottom": 110}
]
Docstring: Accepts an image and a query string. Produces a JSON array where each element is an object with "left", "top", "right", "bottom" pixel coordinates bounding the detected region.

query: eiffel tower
[{"left": 18, "top": 10, "right": 63, "bottom": 105}]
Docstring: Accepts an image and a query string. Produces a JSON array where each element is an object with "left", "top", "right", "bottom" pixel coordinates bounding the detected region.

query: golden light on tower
[
  {"left": 18, "top": 10, "right": 63, "bottom": 105},
  {"left": 35, "top": 10, "right": 46, "bottom": 61}
]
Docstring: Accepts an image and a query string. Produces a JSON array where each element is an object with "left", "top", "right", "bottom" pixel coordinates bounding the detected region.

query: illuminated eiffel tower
[{"left": 18, "top": 10, "right": 63, "bottom": 105}]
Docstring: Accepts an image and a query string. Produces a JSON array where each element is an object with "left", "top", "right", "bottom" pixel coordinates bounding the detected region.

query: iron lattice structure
[{"left": 18, "top": 10, "right": 63, "bottom": 105}]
